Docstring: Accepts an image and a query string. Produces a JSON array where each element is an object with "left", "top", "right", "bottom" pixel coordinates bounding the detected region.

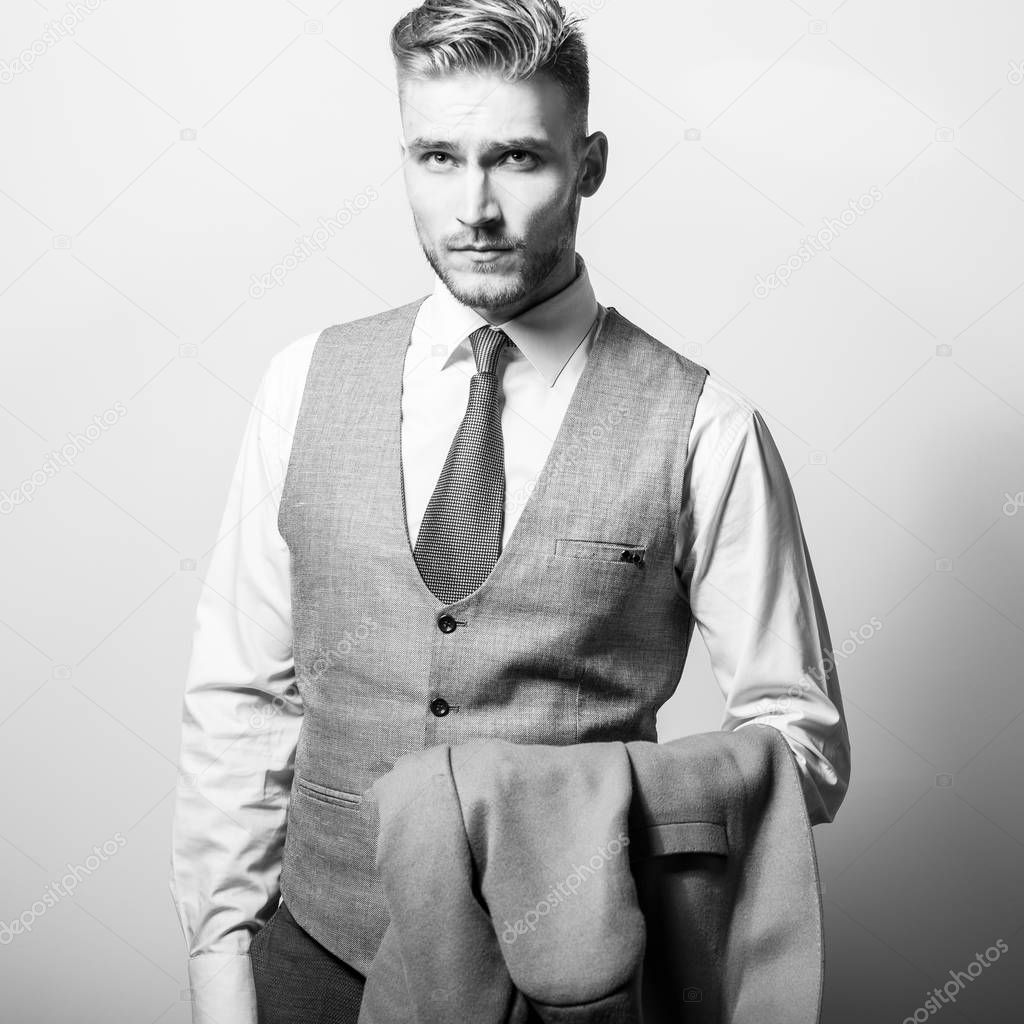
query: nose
[{"left": 457, "top": 165, "right": 501, "bottom": 228}]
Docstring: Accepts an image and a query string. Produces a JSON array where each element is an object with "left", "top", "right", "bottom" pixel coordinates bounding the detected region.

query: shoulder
[
  {"left": 688, "top": 373, "right": 782, "bottom": 483},
  {"left": 608, "top": 307, "right": 767, "bottom": 465},
  {"left": 603, "top": 306, "right": 706, "bottom": 381},
  {"left": 263, "top": 330, "right": 321, "bottom": 397},
  {"left": 317, "top": 296, "right": 430, "bottom": 344},
  {"left": 693, "top": 372, "right": 762, "bottom": 451},
  {"left": 262, "top": 296, "right": 430, "bottom": 389},
  {"left": 603, "top": 306, "right": 762, "bottom": 449}
]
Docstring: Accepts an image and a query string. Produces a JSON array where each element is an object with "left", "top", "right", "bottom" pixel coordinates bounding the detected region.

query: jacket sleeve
[
  {"left": 169, "top": 357, "right": 302, "bottom": 1022},
  {"left": 677, "top": 383, "right": 851, "bottom": 826}
]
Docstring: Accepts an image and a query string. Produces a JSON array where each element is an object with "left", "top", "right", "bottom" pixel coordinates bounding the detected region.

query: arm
[
  {"left": 169, "top": 357, "right": 302, "bottom": 1023},
  {"left": 676, "top": 379, "right": 851, "bottom": 826}
]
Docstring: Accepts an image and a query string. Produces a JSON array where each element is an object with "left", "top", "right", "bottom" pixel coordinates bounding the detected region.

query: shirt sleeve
[
  {"left": 676, "top": 384, "right": 851, "bottom": 826},
  {"left": 169, "top": 354, "right": 302, "bottom": 1023}
]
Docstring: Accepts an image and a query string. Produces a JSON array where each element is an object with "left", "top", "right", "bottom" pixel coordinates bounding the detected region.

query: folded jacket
[{"left": 358, "top": 724, "right": 822, "bottom": 1024}]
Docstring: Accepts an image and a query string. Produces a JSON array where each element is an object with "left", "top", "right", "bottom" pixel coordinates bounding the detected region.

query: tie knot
[{"left": 469, "top": 326, "right": 509, "bottom": 376}]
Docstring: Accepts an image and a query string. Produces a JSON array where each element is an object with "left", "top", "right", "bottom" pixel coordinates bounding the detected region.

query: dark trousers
[{"left": 250, "top": 899, "right": 366, "bottom": 1024}]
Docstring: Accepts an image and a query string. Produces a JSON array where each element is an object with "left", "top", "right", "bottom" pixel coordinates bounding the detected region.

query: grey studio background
[{"left": 1, "top": 1, "right": 1022, "bottom": 1022}]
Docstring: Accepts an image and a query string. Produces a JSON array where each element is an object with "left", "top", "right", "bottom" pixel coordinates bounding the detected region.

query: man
[{"left": 170, "top": 2, "right": 851, "bottom": 1022}]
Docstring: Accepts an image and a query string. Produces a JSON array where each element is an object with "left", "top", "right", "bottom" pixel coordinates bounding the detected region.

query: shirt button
[
  {"left": 437, "top": 614, "right": 457, "bottom": 633},
  {"left": 430, "top": 697, "right": 450, "bottom": 717}
]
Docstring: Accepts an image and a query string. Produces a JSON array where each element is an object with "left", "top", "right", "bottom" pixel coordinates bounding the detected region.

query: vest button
[
  {"left": 437, "top": 614, "right": 457, "bottom": 633},
  {"left": 430, "top": 697, "right": 450, "bottom": 717}
]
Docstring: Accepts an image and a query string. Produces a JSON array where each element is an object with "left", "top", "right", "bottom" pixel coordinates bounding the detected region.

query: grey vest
[{"left": 276, "top": 296, "right": 709, "bottom": 974}]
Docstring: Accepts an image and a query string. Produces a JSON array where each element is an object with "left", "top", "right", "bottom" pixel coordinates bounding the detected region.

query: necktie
[{"left": 413, "top": 325, "right": 510, "bottom": 605}]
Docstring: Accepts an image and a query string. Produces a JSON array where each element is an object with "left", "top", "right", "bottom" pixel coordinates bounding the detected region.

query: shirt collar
[{"left": 418, "top": 252, "right": 599, "bottom": 388}]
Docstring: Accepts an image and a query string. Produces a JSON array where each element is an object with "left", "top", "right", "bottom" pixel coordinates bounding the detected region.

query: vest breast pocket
[
  {"left": 550, "top": 538, "right": 650, "bottom": 609},
  {"left": 554, "top": 538, "right": 647, "bottom": 565}
]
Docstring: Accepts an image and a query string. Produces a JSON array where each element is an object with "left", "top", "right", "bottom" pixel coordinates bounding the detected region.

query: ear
[{"left": 577, "top": 131, "right": 609, "bottom": 198}]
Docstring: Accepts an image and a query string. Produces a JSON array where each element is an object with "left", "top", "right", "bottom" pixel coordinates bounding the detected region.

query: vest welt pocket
[
  {"left": 295, "top": 776, "right": 362, "bottom": 808},
  {"left": 554, "top": 538, "right": 647, "bottom": 564}
]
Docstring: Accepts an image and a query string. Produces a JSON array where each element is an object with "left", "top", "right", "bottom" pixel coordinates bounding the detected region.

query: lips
[{"left": 456, "top": 250, "right": 511, "bottom": 262}]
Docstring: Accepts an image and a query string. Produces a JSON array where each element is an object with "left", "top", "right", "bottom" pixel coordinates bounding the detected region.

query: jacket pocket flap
[{"left": 638, "top": 821, "right": 727, "bottom": 857}]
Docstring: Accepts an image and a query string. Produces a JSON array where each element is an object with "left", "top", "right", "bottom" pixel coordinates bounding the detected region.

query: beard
[{"left": 415, "top": 188, "right": 580, "bottom": 311}]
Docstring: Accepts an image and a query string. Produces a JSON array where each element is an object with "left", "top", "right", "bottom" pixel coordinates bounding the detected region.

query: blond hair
[{"left": 391, "top": 0, "right": 589, "bottom": 142}]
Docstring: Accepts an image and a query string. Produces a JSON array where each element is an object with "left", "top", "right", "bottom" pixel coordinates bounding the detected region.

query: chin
[{"left": 446, "top": 267, "right": 525, "bottom": 307}]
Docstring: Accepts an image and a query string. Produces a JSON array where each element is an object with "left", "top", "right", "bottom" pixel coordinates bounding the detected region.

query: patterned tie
[{"left": 413, "top": 325, "right": 510, "bottom": 605}]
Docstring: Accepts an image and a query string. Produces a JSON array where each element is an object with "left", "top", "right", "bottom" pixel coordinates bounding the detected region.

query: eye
[
  {"left": 423, "top": 152, "right": 452, "bottom": 166},
  {"left": 505, "top": 150, "right": 537, "bottom": 166}
]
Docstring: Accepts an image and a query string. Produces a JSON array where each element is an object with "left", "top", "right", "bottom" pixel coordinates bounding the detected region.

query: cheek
[
  {"left": 405, "top": 173, "right": 449, "bottom": 222},
  {"left": 410, "top": 204, "right": 448, "bottom": 243},
  {"left": 517, "top": 186, "right": 574, "bottom": 236}
]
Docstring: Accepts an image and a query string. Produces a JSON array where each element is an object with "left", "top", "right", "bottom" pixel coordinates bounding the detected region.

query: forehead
[{"left": 399, "top": 70, "right": 571, "bottom": 146}]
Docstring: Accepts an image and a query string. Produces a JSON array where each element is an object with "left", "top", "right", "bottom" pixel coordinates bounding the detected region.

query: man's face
[{"left": 399, "top": 70, "right": 585, "bottom": 315}]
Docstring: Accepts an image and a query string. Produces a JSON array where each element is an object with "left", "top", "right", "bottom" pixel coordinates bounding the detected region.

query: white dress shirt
[{"left": 169, "top": 253, "right": 850, "bottom": 1024}]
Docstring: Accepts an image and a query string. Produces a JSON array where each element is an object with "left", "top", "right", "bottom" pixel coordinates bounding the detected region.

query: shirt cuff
[
  {"left": 186, "top": 952, "right": 258, "bottom": 1024},
  {"left": 734, "top": 720, "right": 847, "bottom": 826}
]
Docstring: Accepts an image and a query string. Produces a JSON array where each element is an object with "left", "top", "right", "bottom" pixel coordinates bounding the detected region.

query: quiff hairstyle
[{"left": 390, "top": 0, "right": 590, "bottom": 146}]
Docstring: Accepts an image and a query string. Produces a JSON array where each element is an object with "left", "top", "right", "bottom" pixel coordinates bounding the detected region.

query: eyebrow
[{"left": 406, "top": 136, "right": 553, "bottom": 155}]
